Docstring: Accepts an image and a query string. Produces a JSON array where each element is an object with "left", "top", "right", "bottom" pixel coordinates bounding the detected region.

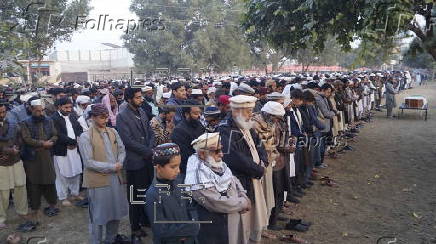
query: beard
[
  {"left": 234, "top": 115, "right": 254, "bottom": 130},
  {"left": 187, "top": 117, "right": 201, "bottom": 128},
  {"left": 206, "top": 155, "right": 224, "bottom": 169},
  {"left": 32, "top": 115, "right": 45, "bottom": 123}
]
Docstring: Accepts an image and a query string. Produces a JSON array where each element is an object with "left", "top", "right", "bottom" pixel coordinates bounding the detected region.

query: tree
[
  {"left": 0, "top": 0, "right": 91, "bottom": 82},
  {"left": 124, "top": 0, "right": 257, "bottom": 74},
  {"left": 242, "top": 0, "right": 435, "bottom": 60},
  {"left": 403, "top": 37, "right": 436, "bottom": 69}
]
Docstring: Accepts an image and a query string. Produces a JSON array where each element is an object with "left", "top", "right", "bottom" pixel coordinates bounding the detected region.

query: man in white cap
[
  {"left": 218, "top": 95, "right": 269, "bottom": 242},
  {"left": 252, "top": 101, "right": 288, "bottom": 233},
  {"left": 206, "top": 87, "right": 217, "bottom": 106},
  {"left": 21, "top": 99, "right": 59, "bottom": 221},
  {"left": 190, "top": 88, "right": 205, "bottom": 105},
  {"left": 6, "top": 95, "right": 39, "bottom": 124},
  {"left": 185, "top": 132, "right": 251, "bottom": 244},
  {"left": 74, "top": 95, "right": 91, "bottom": 117},
  {"left": 141, "top": 86, "right": 158, "bottom": 119}
]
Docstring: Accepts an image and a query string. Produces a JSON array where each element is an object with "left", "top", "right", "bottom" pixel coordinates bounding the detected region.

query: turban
[
  {"left": 191, "top": 133, "right": 220, "bottom": 151},
  {"left": 76, "top": 95, "right": 91, "bottom": 105},
  {"left": 229, "top": 95, "right": 257, "bottom": 109}
]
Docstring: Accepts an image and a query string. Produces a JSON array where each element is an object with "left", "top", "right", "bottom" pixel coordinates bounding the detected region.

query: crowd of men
[{"left": 0, "top": 70, "right": 419, "bottom": 244}]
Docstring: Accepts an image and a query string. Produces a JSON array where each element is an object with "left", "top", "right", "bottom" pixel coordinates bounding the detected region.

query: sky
[{"left": 54, "top": 0, "right": 136, "bottom": 51}]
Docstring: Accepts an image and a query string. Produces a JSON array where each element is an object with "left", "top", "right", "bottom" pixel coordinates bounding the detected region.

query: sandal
[
  {"left": 261, "top": 231, "right": 277, "bottom": 239},
  {"left": 43, "top": 207, "right": 59, "bottom": 217},
  {"left": 6, "top": 234, "right": 22, "bottom": 244},
  {"left": 16, "top": 221, "right": 37, "bottom": 232},
  {"left": 321, "top": 179, "right": 338, "bottom": 187},
  {"left": 280, "top": 234, "right": 309, "bottom": 243}
]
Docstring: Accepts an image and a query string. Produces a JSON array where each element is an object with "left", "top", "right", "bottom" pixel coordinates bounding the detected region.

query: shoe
[
  {"left": 268, "top": 224, "right": 284, "bottom": 231},
  {"left": 306, "top": 181, "right": 314, "bottom": 186},
  {"left": 113, "top": 234, "right": 131, "bottom": 244},
  {"left": 75, "top": 198, "right": 89, "bottom": 208},
  {"left": 293, "top": 191, "right": 304, "bottom": 198},
  {"left": 286, "top": 196, "right": 300, "bottom": 204},
  {"left": 295, "top": 188, "right": 305, "bottom": 195},
  {"left": 285, "top": 222, "right": 309, "bottom": 232},
  {"left": 300, "top": 184, "right": 311, "bottom": 189},
  {"left": 315, "top": 163, "right": 328, "bottom": 169},
  {"left": 289, "top": 219, "right": 312, "bottom": 227},
  {"left": 43, "top": 207, "right": 59, "bottom": 217},
  {"left": 344, "top": 145, "right": 353, "bottom": 151},
  {"left": 16, "top": 221, "right": 37, "bottom": 232}
]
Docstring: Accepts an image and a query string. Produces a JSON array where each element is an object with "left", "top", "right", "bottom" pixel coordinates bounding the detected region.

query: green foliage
[
  {"left": 0, "top": 0, "right": 91, "bottom": 78},
  {"left": 242, "top": 0, "right": 435, "bottom": 60},
  {"left": 124, "top": 0, "right": 257, "bottom": 73},
  {"left": 403, "top": 38, "right": 436, "bottom": 69}
]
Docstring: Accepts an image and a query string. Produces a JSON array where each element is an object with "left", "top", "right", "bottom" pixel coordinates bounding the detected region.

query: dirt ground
[{"left": 2, "top": 83, "right": 436, "bottom": 244}]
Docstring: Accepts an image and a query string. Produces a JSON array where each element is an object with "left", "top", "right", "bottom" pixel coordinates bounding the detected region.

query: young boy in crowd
[{"left": 145, "top": 143, "right": 200, "bottom": 244}]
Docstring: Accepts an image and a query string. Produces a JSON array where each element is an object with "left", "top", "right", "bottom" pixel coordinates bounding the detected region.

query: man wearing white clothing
[{"left": 51, "top": 97, "right": 84, "bottom": 206}]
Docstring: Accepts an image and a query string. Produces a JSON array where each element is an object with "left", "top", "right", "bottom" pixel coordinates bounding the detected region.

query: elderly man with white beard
[
  {"left": 218, "top": 95, "right": 269, "bottom": 243},
  {"left": 185, "top": 132, "right": 251, "bottom": 244}
]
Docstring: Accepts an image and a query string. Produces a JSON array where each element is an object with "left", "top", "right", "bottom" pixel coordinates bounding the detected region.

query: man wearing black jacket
[
  {"left": 218, "top": 95, "right": 268, "bottom": 242},
  {"left": 171, "top": 100, "right": 205, "bottom": 174},
  {"left": 51, "top": 98, "right": 84, "bottom": 207},
  {"left": 116, "top": 88, "right": 155, "bottom": 244}
]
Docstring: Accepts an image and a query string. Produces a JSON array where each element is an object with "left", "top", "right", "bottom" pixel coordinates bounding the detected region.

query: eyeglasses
[{"left": 212, "top": 148, "right": 222, "bottom": 154}]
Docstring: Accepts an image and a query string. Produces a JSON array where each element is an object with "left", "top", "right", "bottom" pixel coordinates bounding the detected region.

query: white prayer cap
[
  {"left": 261, "top": 101, "right": 285, "bottom": 117},
  {"left": 213, "top": 81, "right": 222, "bottom": 87},
  {"left": 376, "top": 72, "right": 383, "bottom": 77},
  {"left": 306, "top": 77, "right": 313, "bottom": 81},
  {"left": 30, "top": 99, "right": 44, "bottom": 107},
  {"left": 162, "top": 92, "right": 171, "bottom": 99},
  {"left": 370, "top": 73, "right": 376, "bottom": 77},
  {"left": 191, "top": 132, "right": 220, "bottom": 151},
  {"left": 76, "top": 95, "right": 91, "bottom": 105},
  {"left": 170, "top": 80, "right": 178, "bottom": 84},
  {"left": 142, "top": 86, "right": 153, "bottom": 92},
  {"left": 20, "top": 92, "right": 38, "bottom": 103},
  {"left": 237, "top": 82, "right": 255, "bottom": 95},
  {"left": 73, "top": 83, "right": 81, "bottom": 89},
  {"left": 207, "top": 87, "right": 216, "bottom": 94},
  {"left": 318, "top": 79, "right": 326, "bottom": 87},
  {"left": 229, "top": 95, "right": 257, "bottom": 109},
  {"left": 191, "top": 89, "right": 203, "bottom": 95},
  {"left": 291, "top": 83, "right": 303, "bottom": 90},
  {"left": 267, "top": 92, "right": 285, "bottom": 101}
]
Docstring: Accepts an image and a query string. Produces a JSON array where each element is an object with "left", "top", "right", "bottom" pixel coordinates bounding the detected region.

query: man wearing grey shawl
[{"left": 184, "top": 132, "right": 251, "bottom": 244}]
